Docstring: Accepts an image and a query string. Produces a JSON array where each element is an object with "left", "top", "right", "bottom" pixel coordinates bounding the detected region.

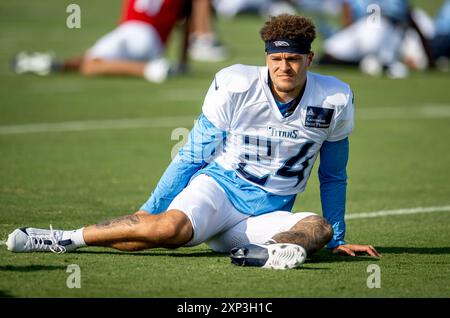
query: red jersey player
[{"left": 14, "top": 0, "right": 191, "bottom": 83}]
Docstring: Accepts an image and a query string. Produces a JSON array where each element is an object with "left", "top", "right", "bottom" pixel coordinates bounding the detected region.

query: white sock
[
  {"left": 143, "top": 58, "right": 170, "bottom": 83},
  {"left": 63, "top": 228, "right": 86, "bottom": 247}
]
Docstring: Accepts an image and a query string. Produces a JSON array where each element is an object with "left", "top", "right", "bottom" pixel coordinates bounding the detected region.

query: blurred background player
[
  {"left": 188, "top": 0, "right": 229, "bottom": 62},
  {"left": 13, "top": 0, "right": 229, "bottom": 82},
  {"left": 213, "top": 0, "right": 298, "bottom": 19},
  {"left": 430, "top": 0, "right": 450, "bottom": 70},
  {"left": 14, "top": 0, "right": 190, "bottom": 83},
  {"left": 318, "top": 0, "right": 434, "bottom": 78}
]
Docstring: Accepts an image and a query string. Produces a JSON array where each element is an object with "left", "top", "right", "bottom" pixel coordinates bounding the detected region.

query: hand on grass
[{"left": 332, "top": 244, "right": 381, "bottom": 257}]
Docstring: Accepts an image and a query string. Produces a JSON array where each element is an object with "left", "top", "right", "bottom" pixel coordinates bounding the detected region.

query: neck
[{"left": 270, "top": 77, "right": 307, "bottom": 103}]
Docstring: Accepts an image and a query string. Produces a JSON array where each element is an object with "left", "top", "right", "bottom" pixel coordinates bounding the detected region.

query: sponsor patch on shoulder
[{"left": 305, "top": 106, "right": 334, "bottom": 128}]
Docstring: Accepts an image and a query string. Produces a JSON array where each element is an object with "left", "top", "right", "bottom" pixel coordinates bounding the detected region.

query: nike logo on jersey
[
  {"left": 214, "top": 77, "right": 219, "bottom": 90},
  {"left": 305, "top": 106, "right": 334, "bottom": 128}
]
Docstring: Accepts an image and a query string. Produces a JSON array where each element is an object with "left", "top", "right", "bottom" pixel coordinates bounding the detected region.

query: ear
[{"left": 307, "top": 52, "right": 314, "bottom": 67}]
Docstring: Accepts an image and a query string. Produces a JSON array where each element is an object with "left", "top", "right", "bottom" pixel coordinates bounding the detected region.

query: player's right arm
[
  {"left": 141, "top": 67, "right": 237, "bottom": 213},
  {"left": 140, "top": 113, "right": 226, "bottom": 213}
]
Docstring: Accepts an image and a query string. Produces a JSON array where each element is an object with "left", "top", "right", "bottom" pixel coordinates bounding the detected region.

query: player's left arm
[
  {"left": 319, "top": 137, "right": 349, "bottom": 250},
  {"left": 319, "top": 139, "right": 381, "bottom": 258},
  {"left": 319, "top": 88, "right": 381, "bottom": 257}
]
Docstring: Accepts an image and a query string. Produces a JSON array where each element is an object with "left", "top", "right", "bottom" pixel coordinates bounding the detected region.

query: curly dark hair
[{"left": 260, "top": 14, "right": 316, "bottom": 44}]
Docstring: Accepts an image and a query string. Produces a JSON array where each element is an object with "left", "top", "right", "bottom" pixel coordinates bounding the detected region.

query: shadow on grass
[
  {"left": 74, "top": 250, "right": 334, "bottom": 270},
  {"left": 0, "top": 290, "right": 14, "bottom": 298},
  {"left": 75, "top": 249, "right": 224, "bottom": 258},
  {"left": 307, "top": 249, "right": 381, "bottom": 264},
  {"left": 75, "top": 248, "right": 380, "bottom": 266},
  {"left": 0, "top": 265, "right": 67, "bottom": 272},
  {"left": 377, "top": 246, "right": 450, "bottom": 255},
  {"left": 295, "top": 265, "right": 331, "bottom": 270}
]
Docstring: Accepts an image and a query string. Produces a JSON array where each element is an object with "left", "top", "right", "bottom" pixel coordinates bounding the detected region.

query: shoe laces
[
  {"left": 29, "top": 224, "right": 66, "bottom": 254},
  {"left": 49, "top": 225, "right": 66, "bottom": 254}
]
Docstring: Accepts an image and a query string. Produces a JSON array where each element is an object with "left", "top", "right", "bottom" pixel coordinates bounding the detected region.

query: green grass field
[{"left": 0, "top": 0, "right": 449, "bottom": 298}]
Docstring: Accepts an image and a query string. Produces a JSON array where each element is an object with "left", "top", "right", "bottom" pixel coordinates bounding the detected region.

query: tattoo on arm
[
  {"left": 271, "top": 215, "right": 333, "bottom": 255},
  {"left": 95, "top": 215, "right": 140, "bottom": 229}
]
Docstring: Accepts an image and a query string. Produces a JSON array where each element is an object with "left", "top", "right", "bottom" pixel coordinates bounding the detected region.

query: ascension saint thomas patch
[{"left": 304, "top": 106, "right": 334, "bottom": 128}]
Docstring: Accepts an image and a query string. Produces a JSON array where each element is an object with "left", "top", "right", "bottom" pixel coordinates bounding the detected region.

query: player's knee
[
  {"left": 300, "top": 215, "right": 334, "bottom": 243},
  {"left": 315, "top": 216, "right": 333, "bottom": 243},
  {"left": 321, "top": 218, "right": 334, "bottom": 243},
  {"left": 80, "top": 58, "right": 99, "bottom": 76},
  {"left": 154, "top": 210, "right": 193, "bottom": 246}
]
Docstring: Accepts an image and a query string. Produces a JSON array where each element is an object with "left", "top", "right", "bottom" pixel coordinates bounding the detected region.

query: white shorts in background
[
  {"left": 86, "top": 21, "right": 164, "bottom": 62},
  {"left": 168, "top": 174, "right": 317, "bottom": 251},
  {"left": 323, "top": 17, "right": 404, "bottom": 64},
  {"left": 206, "top": 211, "right": 317, "bottom": 253}
]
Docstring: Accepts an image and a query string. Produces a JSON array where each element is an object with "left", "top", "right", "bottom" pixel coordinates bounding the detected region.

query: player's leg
[
  {"left": 6, "top": 209, "right": 193, "bottom": 253},
  {"left": 270, "top": 215, "right": 333, "bottom": 255},
  {"left": 188, "top": 0, "right": 229, "bottom": 62},
  {"left": 6, "top": 174, "right": 247, "bottom": 253},
  {"left": 82, "top": 210, "right": 193, "bottom": 250},
  {"left": 207, "top": 211, "right": 333, "bottom": 269},
  {"left": 320, "top": 19, "right": 367, "bottom": 64},
  {"left": 80, "top": 59, "right": 148, "bottom": 77},
  {"left": 320, "top": 17, "right": 386, "bottom": 76},
  {"left": 90, "top": 174, "right": 249, "bottom": 250},
  {"left": 80, "top": 21, "right": 169, "bottom": 82},
  {"left": 13, "top": 24, "right": 131, "bottom": 76},
  {"left": 60, "top": 55, "right": 85, "bottom": 72},
  {"left": 161, "top": 174, "right": 249, "bottom": 248}
]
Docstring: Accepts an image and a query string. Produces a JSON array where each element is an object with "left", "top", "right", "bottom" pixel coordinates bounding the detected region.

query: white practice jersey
[{"left": 202, "top": 64, "right": 354, "bottom": 196}]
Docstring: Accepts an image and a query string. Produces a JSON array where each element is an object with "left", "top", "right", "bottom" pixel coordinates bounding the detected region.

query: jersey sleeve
[
  {"left": 140, "top": 114, "right": 227, "bottom": 213},
  {"left": 201, "top": 71, "right": 235, "bottom": 131},
  {"left": 327, "top": 89, "right": 354, "bottom": 142},
  {"left": 318, "top": 137, "right": 349, "bottom": 249}
]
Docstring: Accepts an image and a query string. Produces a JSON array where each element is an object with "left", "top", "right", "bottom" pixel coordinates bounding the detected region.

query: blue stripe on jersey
[
  {"left": 319, "top": 137, "right": 349, "bottom": 249},
  {"left": 195, "top": 161, "right": 297, "bottom": 216}
]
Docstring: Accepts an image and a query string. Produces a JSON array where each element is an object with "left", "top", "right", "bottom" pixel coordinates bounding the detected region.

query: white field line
[
  {"left": 346, "top": 205, "right": 450, "bottom": 220},
  {"left": 0, "top": 104, "right": 449, "bottom": 135},
  {"left": 357, "top": 104, "right": 450, "bottom": 120},
  {"left": 0, "top": 116, "right": 196, "bottom": 135}
]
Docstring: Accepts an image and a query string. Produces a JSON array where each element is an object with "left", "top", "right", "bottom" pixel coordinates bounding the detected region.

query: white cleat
[
  {"left": 6, "top": 225, "right": 76, "bottom": 253},
  {"left": 359, "top": 55, "right": 383, "bottom": 77},
  {"left": 188, "top": 33, "right": 229, "bottom": 63},
  {"left": 143, "top": 58, "right": 170, "bottom": 83},
  {"left": 13, "top": 51, "right": 55, "bottom": 76},
  {"left": 230, "top": 243, "right": 307, "bottom": 270}
]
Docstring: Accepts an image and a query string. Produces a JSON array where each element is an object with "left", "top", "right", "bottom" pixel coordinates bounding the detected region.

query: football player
[
  {"left": 7, "top": 14, "right": 380, "bottom": 269},
  {"left": 319, "top": 0, "right": 434, "bottom": 78},
  {"left": 13, "top": 0, "right": 191, "bottom": 82}
]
